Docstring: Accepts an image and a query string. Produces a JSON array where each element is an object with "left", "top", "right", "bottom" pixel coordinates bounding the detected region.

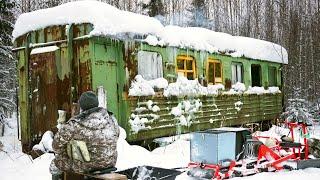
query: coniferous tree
[
  {"left": 188, "top": 0, "right": 210, "bottom": 28},
  {"left": 0, "top": 0, "right": 16, "bottom": 115},
  {"left": 143, "top": 0, "right": 164, "bottom": 17}
]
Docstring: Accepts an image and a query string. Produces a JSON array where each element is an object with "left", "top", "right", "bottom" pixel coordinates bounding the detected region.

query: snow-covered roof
[
  {"left": 12, "top": 1, "right": 163, "bottom": 40},
  {"left": 146, "top": 26, "right": 288, "bottom": 64},
  {"left": 13, "top": 0, "right": 288, "bottom": 64}
]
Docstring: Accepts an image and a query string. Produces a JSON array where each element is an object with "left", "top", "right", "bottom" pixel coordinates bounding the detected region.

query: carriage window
[
  {"left": 176, "top": 55, "right": 196, "bottom": 80},
  {"left": 207, "top": 59, "right": 222, "bottom": 84},
  {"left": 268, "top": 66, "right": 277, "bottom": 86},
  {"left": 231, "top": 63, "right": 243, "bottom": 84},
  {"left": 251, "top": 64, "right": 261, "bottom": 86},
  {"left": 138, "top": 51, "right": 163, "bottom": 80}
]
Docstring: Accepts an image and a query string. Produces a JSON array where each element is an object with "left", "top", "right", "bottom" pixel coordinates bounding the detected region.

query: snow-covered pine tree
[
  {"left": 142, "top": 0, "right": 164, "bottom": 17},
  {"left": 141, "top": 0, "right": 165, "bottom": 24},
  {"left": 187, "top": 0, "right": 211, "bottom": 28},
  {"left": 0, "top": 0, "right": 16, "bottom": 116}
]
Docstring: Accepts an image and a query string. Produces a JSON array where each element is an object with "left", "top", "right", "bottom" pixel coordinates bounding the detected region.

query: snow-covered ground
[{"left": 1, "top": 116, "right": 320, "bottom": 180}]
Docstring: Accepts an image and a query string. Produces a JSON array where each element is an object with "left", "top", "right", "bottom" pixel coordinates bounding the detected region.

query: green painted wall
[{"left": 138, "top": 43, "right": 282, "bottom": 88}]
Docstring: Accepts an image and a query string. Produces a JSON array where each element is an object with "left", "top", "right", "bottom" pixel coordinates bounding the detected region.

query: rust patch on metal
[
  {"left": 43, "top": 27, "right": 48, "bottom": 43},
  {"left": 51, "top": 26, "right": 65, "bottom": 41},
  {"left": 73, "top": 25, "right": 81, "bottom": 38},
  {"left": 84, "top": 24, "right": 88, "bottom": 35},
  {"left": 122, "top": 43, "right": 137, "bottom": 92},
  {"left": 79, "top": 61, "right": 92, "bottom": 93},
  {"left": 57, "top": 76, "right": 72, "bottom": 120},
  {"left": 29, "top": 52, "right": 58, "bottom": 143},
  {"left": 35, "top": 31, "right": 39, "bottom": 44},
  {"left": 15, "top": 35, "right": 26, "bottom": 47},
  {"left": 72, "top": 40, "right": 91, "bottom": 101},
  {"left": 28, "top": 48, "right": 72, "bottom": 145}
]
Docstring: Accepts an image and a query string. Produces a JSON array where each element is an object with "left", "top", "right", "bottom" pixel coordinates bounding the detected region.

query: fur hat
[{"left": 79, "top": 91, "right": 99, "bottom": 111}]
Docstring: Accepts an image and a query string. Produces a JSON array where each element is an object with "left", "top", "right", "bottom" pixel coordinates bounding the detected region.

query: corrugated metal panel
[{"left": 127, "top": 94, "right": 282, "bottom": 141}]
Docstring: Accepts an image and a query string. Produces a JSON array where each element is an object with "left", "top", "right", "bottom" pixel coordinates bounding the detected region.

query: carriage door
[
  {"left": 93, "top": 44, "right": 119, "bottom": 118},
  {"left": 29, "top": 46, "right": 69, "bottom": 143}
]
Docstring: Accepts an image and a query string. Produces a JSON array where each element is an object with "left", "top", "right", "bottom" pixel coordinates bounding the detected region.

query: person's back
[{"left": 51, "top": 91, "right": 119, "bottom": 174}]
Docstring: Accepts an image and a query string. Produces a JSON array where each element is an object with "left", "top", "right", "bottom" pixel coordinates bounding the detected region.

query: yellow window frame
[
  {"left": 206, "top": 58, "right": 223, "bottom": 85},
  {"left": 176, "top": 55, "right": 196, "bottom": 79}
]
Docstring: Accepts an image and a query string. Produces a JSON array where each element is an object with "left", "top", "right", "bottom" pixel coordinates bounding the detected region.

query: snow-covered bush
[{"left": 280, "top": 99, "right": 317, "bottom": 124}]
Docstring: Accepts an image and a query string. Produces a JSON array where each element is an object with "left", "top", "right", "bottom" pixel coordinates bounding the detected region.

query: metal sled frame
[
  {"left": 256, "top": 122, "right": 309, "bottom": 170},
  {"left": 188, "top": 161, "right": 236, "bottom": 180}
]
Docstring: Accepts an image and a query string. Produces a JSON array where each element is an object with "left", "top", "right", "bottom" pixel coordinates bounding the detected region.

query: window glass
[
  {"left": 176, "top": 56, "right": 196, "bottom": 80},
  {"left": 207, "top": 59, "right": 222, "bottom": 84},
  {"left": 215, "top": 63, "right": 221, "bottom": 78},
  {"left": 186, "top": 60, "right": 193, "bottom": 70},
  {"left": 138, "top": 51, "right": 163, "bottom": 80},
  {"left": 231, "top": 63, "right": 243, "bottom": 84},
  {"left": 208, "top": 63, "right": 214, "bottom": 84},
  {"left": 187, "top": 73, "right": 194, "bottom": 80},
  {"left": 177, "top": 59, "right": 184, "bottom": 70},
  {"left": 268, "top": 66, "right": 277, "bottom": 86}
]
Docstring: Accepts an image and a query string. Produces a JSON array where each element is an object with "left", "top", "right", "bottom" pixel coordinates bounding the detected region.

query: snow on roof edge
[
  {"left": 12, "top": 1, "right": 163, "bottom": 40},
  {"left": 13, "top": 0, "right": 288, "bottom": 64},
  {"left": 30, "top": 45, "right": 59, "bottom": 55}
]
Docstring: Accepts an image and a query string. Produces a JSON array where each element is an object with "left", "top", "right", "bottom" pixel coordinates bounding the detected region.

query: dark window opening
[{"left": 251, "top": 64, "right": 261, "bottom": 86}]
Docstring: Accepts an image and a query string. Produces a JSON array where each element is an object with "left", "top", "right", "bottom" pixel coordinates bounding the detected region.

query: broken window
[
  {"left": 176, "top": 55, "right": 196, "bottom": 80},
  {"left": 138, "top": 51, "right": 163, "bottom": 80},
  {"left": 251, "top": 64, "right": 261, "bottom": 86},
  {"left": 207, "top": 59, "right": 222, "bottom": 84},
  {"left": 268, "top": 66, "right": 277, "bottom": 86},
  {"left": 231, "top": 63, "right": 243, "bottom": 84}
]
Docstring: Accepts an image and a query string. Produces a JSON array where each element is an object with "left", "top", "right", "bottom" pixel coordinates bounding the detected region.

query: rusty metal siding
[
  {"left": 29, "top": 51, "right": 58, "bottom": 142},
  {"left": 14, "top": 24, "right": 93, "bottom": 151},
  {"left": 56, "top": 47, "right": 72, "bottom": 118},
  {"left": 43, "top": 26, "right": 66, "bottom": 42},
  {"left": 78, "top": 40, "right": 92, "bottom": 94},
  {"left": 73, "top": 23, "right": 92, "bottom": 38},
  {"left": 71, "top": 39, "right": 92, "bottom": 103}
]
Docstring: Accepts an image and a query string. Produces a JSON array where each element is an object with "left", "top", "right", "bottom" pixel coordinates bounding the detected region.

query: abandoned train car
[{"left": 12, "top": 1, "right": 288, "bottom": 151}]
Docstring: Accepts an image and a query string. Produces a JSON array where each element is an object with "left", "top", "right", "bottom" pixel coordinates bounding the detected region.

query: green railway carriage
[{"left": 13, "top": 3, "right": 286, "bottom": 152}]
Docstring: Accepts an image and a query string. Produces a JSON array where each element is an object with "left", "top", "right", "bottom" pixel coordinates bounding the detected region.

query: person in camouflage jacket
[{"left": 51, "top": 91, "right": 119, "bottom": 174}]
